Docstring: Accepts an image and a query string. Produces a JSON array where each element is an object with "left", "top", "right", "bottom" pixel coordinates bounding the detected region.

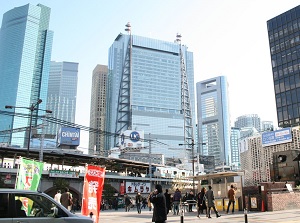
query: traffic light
[{"left": 278, "top": 155, "right": 287, "bottom": 162}]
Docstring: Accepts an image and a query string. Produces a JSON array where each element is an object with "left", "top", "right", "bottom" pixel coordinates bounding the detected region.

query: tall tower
[
  {"left": 106, "top": 24, "right": 196, "bottom": 159},
  {"left": 196, "top": 76, "right": 231, "bottom": 166},
  {"left": 89, "top": 65, "right": 108, "bottom": 155},
  {"left": 0, "top": 4, "right": 53, "bottom": 147},
  {"left": 46, "top": 61, "right": 79, "bottom": 136},
  {"left": 267, "top": 5, "right": 300, "bottom": 128}
]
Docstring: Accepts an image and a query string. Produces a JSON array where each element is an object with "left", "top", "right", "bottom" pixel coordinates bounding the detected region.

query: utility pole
[{"left": 148, "top": 133, "right": 152, "bottom": 192}]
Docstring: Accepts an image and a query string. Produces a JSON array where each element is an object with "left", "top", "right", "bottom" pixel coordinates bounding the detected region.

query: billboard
[
  {"left": 58, "top": 127, "right": 80, "bottom": 146},
  {"left": 262, "top": 127, "right": 292, "bottom": 147},
  {"left": 125, "top": 181, "right": 151, "bottom": 194},
  {"left": 119, "top": 130, "right": 144, "bottom": 150}
]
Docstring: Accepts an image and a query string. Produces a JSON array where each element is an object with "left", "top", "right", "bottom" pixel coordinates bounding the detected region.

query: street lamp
[
  {"left": 179, "top": 139, "right": 196, "bottom": 194},
  {"left": 5, "top": 99, "right": 52, "bottom": 157}
]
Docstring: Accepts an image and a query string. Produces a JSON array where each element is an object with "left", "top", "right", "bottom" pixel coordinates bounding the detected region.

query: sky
[{"left": 1, "top": 0, "right": 299, "bottom": 148}]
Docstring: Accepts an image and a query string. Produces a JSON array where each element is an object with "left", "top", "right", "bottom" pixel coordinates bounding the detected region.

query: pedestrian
[
  {"left": 54, "top": 190, "right": 61, "bottom": 204},
  {"left": 205, "top": 185, "right": 221, "bottom": 218},
  {"left": 150, "top": 184, "right": 167, "bottom": 223},
  {"left": 164, "top": 189, "right": 171, "bottom": 215},
  {"left": 226, "top": 185, "right": 236, "bottom": 214},
  {"left": 124, "top": 194, "right": 132, "bottom": 212},
  {"left": 172, "top": 188, "right": 181, "bottom": 215},
  {"left": 147, "top": 194, "right": 152, "bottom": 211},
  {"left": 142, "top": 197, "right": 147, "bottom": 209},
  {"left": 60, "top": 187, "right": 73, "bottom": 211},
  {"left": 135, "top": 192, "right": 143, "bottom": 214},
  {"left": 196, "top": 187, "right": 207, "bottom": 218},
  {"left": 187, "top": 190, "right": 194, "bottom": 212}
]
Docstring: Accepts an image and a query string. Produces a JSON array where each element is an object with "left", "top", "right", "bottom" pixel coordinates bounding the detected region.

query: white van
[{"left": 0, "top": 189, "right": 93, "bottom": 223}]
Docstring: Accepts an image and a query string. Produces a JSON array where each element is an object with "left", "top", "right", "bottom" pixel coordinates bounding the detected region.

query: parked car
[{"left": 0, "top": 189, "right": 93, "bottom": 223}]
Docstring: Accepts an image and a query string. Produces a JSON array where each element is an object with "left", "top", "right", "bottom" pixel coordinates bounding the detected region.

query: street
[{"left": 78, "top": 208, "right": 300, "bottom": 223}]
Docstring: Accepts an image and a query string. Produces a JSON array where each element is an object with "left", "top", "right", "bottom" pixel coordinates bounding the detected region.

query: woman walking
[{"left": 196, "top": 187, "right": 207, "bottom": 218}]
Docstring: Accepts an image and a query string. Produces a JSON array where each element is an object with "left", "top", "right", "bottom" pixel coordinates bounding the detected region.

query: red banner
[{"left": 81, "top": 165, "right": 105, "bottom": 223}]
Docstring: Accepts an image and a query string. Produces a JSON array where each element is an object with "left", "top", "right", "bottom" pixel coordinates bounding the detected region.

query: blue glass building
[
  {"left": 106, "top": 33, "right": 196, "bottom": 159},
  {"left": 0, "top": 4, "right": 53, "bottom": 147},
  {"left": 46, "top": 61, "right": 78, "bottom": 136},
  {"left": 196, "top": 76, "right": 231, "bottom": 167}
]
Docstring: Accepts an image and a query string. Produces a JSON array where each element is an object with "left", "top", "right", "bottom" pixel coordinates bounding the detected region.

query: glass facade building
[
  {"left": 230, "top": 127, "right": 240, "bottom": 170},
  {"left": 46, "top": 61, "right": 78, "bottom": 136},
  {"left": 267, "top": 5, "right": 300, "bottom": 128},
  {"left": 106, "top": 34, "right": 196, "bottom": 159},
  {"left": 196, "top": 76, "right": 231, "bottom": 166},
  {"left": 0, "top": 4, "right": 53, "bottom": 147},
  {"left": 234, "top": 114, "right": 261, "bottom": 132}
]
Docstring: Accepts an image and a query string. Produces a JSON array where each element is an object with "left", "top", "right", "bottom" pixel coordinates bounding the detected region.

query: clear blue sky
[{"left": 1, "top": 0, "right": 299, "bottom": 148}]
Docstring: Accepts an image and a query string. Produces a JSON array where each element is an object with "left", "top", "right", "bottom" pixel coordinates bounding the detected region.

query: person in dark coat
[
  {"left": 150, "top": 184, "right": 167, "bottom": 223},
  {"left": 164, "top": 189, "right": 171, "bottom": 215},
  {"left": 187, "top": 190, "right": 195, "bottom": 212},
  {"left": 206, "top": 185, "right": 221, "bottom": 218},
  {"left": 124, "top": 194, "right": 132, "bottom": 212},
  {"left": 197, "top": 187, "right": 207, "bottom": 218}
]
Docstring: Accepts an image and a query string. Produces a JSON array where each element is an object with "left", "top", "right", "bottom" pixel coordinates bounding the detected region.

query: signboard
[
  {"left": 125, "top": 181, "right": 150, "bottom": 194},
  {"left": 57, "top": 127, "right": 80, "bottom": 146},
  {"left": 262, "top": 128, "right": 292, "bottom": 147},
  {"left": 81, "top": 165, "right": 105, "bottom": 223},
  {"left": 49, "top": 170, "right": 80, "bottom": 178},
  {"left": 119, "top": 130, "right": 144, "bottom": 150}
]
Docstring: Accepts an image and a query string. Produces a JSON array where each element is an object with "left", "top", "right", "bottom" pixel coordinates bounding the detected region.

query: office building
[
  {"left": 106, "top": 31, "right": 196, "bottom": 160},
  {"left": 234, "top": 114, "right": 261, "bottom": 132},
  {"left": 89, "top": 65, "right": 108, "bottom": 155},
  {"left": 240, "top": 127, "right": 300, "bottom": 186},
  {"left": 196, "top": 76, "right": 231, "bottom": 167},
  {"left": 261, "top": 121, "right": 274, "bottom": 132},
  {"left": 230, "top": 127, "right": 241, "bottom": 170},
  {"left": 46, "top": 61, "right": 79, "bottom": 137},
  {"left": 0, "top": 4, "right": 53, "bottom": 147},
  {"left": 267, "top": 5, "right": 300, "bottom": 128}
]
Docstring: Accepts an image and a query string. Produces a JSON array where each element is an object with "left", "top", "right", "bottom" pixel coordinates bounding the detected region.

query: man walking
[
  {"left": 172, "top": 188, "right": 181, "bottom": 215},
  {"left": 124, "top": 194, "right": 132, "bottom": 212},
  {"left": 206, "top": 186, "right": 221, "bottom": 218},
  {"left": 226, "top": 185, "right": 236, "bottom": 214},
  {"left": 135, "top": 192, "right": 143, "bottom": 214}
]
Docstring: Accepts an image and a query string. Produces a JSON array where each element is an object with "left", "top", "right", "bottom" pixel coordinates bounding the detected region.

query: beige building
[
  {"left": 89, "top": 65, "right": 108, "bottom": 155},
  {"left": 240, "top": 127, "right": 300, "bottom": 186}
]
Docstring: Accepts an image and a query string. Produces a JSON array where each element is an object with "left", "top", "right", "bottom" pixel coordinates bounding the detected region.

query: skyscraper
[
  {"left": 89, "top": 65, "right": 108, "bottom": 155},
  {"left": 196, "top": 76, "right": 231, "bottom": 166},
  {"left": 234, "top": 114, "right": 261, "bottom": 132},
  {"left": 106, "top": 30, "right": 195, "bottom": 159},
  {"left": 0, "top": 4, "right": 53, "bottom": 147},
  {"left": 230, "top": 127, "right": 240, "bottom": 170},
  {"left": 46, "top": 61, "right": 79, "bottom": 136},
  {"left": 267, "top": 5, "right": 300, "bottom": 128}
]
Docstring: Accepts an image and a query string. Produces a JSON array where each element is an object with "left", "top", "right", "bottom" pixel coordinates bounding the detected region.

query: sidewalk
[{"left": 77, "top": 208, "right": 300, "bottom": 223}]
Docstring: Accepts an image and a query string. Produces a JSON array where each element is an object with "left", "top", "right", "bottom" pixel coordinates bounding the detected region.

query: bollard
[
  {"left": 180, "top": 200, "right": 184, "bottom": 223},
  {"left": 244, "top": 208, "right": 248, "bottom": 223},
  {"left": 180, "top": 208, "right": 184, "bottom": 223}
]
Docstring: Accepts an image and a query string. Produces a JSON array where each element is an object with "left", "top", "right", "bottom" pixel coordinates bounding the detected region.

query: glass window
[
  {"left": 0, "top": 193, "right": 11, "bottom": 218},
  {"left": 12, "top": 192, "right": 68, "bottom": 218}
]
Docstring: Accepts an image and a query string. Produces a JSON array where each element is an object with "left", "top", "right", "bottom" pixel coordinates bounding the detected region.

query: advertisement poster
[
  {"left": 15, "top": 158, "right": 44, "bottom": 191},
  {"left": 250, "top": 197, "right": 257, "bottom": 209},
  {"left": 125, "top": 182, "right": 150, "bottom": 194},
  {"left": 81, "top": 165, "right": 106, "bottom": 223}
]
